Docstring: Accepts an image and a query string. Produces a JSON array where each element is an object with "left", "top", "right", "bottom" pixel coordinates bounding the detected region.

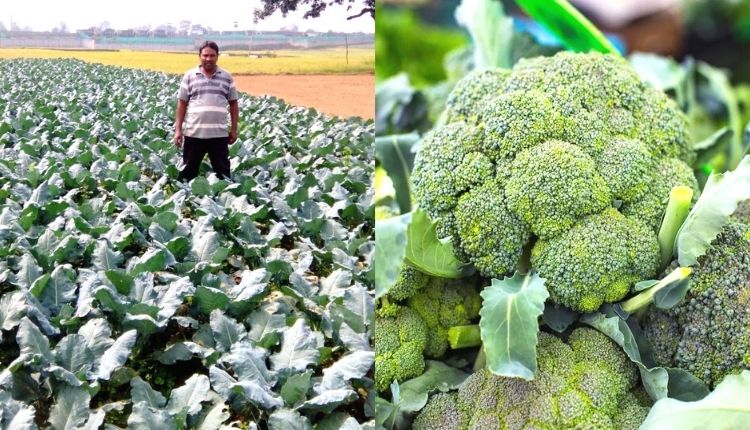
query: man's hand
[
  {"left": 229, "top": 130, "right": 238, "bottom": 145},
  {"left": 173, "top": 132, "right": 184, "bottom": 149}
]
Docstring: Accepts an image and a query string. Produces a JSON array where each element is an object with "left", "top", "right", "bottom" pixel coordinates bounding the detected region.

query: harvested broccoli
[
  {"left": 642, "top": 221, "right": 750, "bottom": 388},
  {"left": 412, "top": 328, "right": 650, "bottom": 429},
  {"left": 411, "top": 51, "right": 699, "bottom": 312},
  {"left": 374, "top": 306, "right": 429, "bottom": 393},
  {"left": 408, "top": 276, "right": 481, "bottom": 357}
]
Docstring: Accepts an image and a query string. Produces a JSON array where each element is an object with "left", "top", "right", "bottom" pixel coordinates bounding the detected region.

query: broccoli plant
[{"left": 411, "top": 51, "right": 700, "bottom": 312}]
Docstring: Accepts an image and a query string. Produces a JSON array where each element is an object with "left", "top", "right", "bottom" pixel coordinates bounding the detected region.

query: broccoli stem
[
  {"left": 448, "top": 324, "right": 482, "bottom": 349},
  {"left": 619, "top": 266, "right": 693, "bottom": 314},
  {"left": 657, "top": 186, "right": 694, "bottom": 269}
]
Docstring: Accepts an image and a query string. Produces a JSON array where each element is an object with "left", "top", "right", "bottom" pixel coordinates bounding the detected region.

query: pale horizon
[{"left": 1, "top": 0, "right": 374, "bottom": 34}]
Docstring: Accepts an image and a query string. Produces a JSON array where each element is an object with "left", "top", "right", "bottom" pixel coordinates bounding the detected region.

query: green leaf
[
  {"left": 374, "top": 133, "right": 419, "bottom": 213},
  {"left": 17, "top": 317, "right": 53, "bottom": 362},
  {"left": 48, "top": 386, "right": 91, "bottom": 430},
  {"left": 92, "top": 240, "right": 124, "bottom": 271},
  {"left": 130, "top": 377, "right": 167, "bottom": 408},
  {"left": 676, "top": 155, "right": 750, "bottom": 266},
  {"left": 514, "top": 0, "right": 619, "bottom": 55},
  {"left": 405, "top": 209, "right": 469, "bottom": 279},
  {"left": 580, "top": 312, "right": 708, "bottom": 401},
  {"left": 280, "top": 371, "right": 312, "bottom": 406},
  {"left": 541, "top": 303, "right": 580, "bottom": 333},
  {"left": 97, "top": 330, "right": 137, "bottom": 380},
  {"left": 455, "top": 0, "right": 515, "bottom": 69},
  {"left": 268, "top": 409, "right": 312, "bottom": 430},
  {"left": 398, "top": 360, "right": 470, "bottom": 413},
  {"left": 167, "top": 374, "right": 210, "bottom": 417},
  {"left": 641, "top": 370, "right": 750, "bottom": 429},
  {"left": 209, "top": 310, "right": 247, "bottom": 353},
  {"left": 194, "top": 286, "right": 230, "bottom": 315},
  {"left": 270, "top": 319, "right": 323, "bottom": 372},
  {"left": 479, "top": 272, "right": 548, "bottom": 380},
  {"left": 374, "top": 212, "right": 410, "bottom": 299}
]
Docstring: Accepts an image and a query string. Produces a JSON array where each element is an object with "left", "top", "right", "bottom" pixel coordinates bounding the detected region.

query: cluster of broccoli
[
  {"left": 374, "top": 266, "right": 482, "bottom": 391},
  {"left": 412, "top": 328, "right": 651, "bottom": 429},
  {"left": 642, "top": 220, "right": 750, "bottom": 388},
  {"left": 411, "top": 51, "right": 699, "bottom": 312}
]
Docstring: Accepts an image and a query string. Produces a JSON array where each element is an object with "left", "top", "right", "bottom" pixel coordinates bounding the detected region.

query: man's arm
[
  {"left": 174, "top": 99, "right": 188, "bottom": 148},
  {"left": 228, "top": 99, "right": 239, "bottom": 144}
]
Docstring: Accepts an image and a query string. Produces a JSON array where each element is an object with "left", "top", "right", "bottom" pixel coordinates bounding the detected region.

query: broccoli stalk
[
  {"left": 619, "top": 266, "right": 693, "bottom": 315},
  {"left": 657, "top": 186, "right": 694, "bottom": 269}
]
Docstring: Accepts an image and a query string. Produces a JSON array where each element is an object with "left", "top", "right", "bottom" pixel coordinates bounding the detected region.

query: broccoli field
[
  {"left": 375, "top": 0, "right": 750, "bottom": 429},
  {"left": 0, "top": 58, "right": 375, "bottom": 429}
]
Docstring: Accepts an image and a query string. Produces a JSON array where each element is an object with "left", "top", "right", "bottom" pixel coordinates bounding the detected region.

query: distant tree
[
  {"left": 254, "top": 0, "right": 374, "bottom": 22},
  {"left": 179, "top": 20, "right": 191, "bottom": 35},
  {"left": 0, "top": 22, "right": 7, "bottom": 32}
]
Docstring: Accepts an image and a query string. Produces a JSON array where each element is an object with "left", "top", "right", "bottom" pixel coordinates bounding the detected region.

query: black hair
[{"left": 198, "top": 40, "right": 220, "bottom": 55}]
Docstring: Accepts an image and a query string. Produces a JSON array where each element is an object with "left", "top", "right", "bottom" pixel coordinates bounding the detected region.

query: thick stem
[
  {"left": 473, "top": 346, "right": 487, "bottom": 372},
  {"left": 448, "top": 324, "right": 482, "bottom": 349},
  {"left": 658, "top": 186, "right": 694, "bottom": 269},
  {"left": 620, "top": 266, "right": 692, "bottom": 314}
]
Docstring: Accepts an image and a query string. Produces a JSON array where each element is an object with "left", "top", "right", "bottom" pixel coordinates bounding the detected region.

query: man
[{"left": 173, "top": 40, "right": 239, "bottom": 181}]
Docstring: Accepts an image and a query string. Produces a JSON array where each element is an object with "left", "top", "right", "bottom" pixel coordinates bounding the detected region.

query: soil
[{"left": 233, "top": 74, "right": 375, "bottom": 120}]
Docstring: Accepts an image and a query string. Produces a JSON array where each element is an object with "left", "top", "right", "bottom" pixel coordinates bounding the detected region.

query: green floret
[
  {"left": 444, "top": 68, "right": 511, "bottom": 122},
  {"left": 454, "top": 179, "right": 530, "bottom": 278},
  {"left": 732, "top": 199, "right": 750, "bottom": 224},
  {"left": 413, "top": 328, "right": 647, "bottom": 430},
  {"left": 641, "top": 309, "right": 680, "bottom": 367},
  {"left": 411, "top": 121, "right": 484, "bottom": 214},
  {"left": 480, "top": 90, "right": 565, "bottom": 159},
  {"left": 532, "top": 208, "right": 660, "bottom": 312},
  {"left": 374, "top": 307, "right": 428, "bottom": 392},
  {"left": 408, "top": 276, "right": 482, "bottom": 358},
  {"left": 411, "top": 50, "right": 695, "bottom": 301},
  {"left": 387, "top": 264, "right": 430, "bottom": 301},
  {"left": 596, "top": 138, "right": 655, "bottom": 202},
  {"left": 642, "top": 222, "right": 750, "bottom": 388},
  {"left": 505, "top": 141, "right": 612, "bottom": 239},
  {"left": 621, "top": 158, "right": 700, "bottom": 232}
]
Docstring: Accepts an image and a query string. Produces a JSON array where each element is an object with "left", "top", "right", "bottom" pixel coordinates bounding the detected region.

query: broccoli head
[
  {"left": 374, "top": 306, "right": 429, "bottom": 392},
  {"left": 408, "top": 276, "right": 482, "bottom": 358},
  {"left": 387, "top": 264, "right": 431, "bottom": 301},
  {"left": 412, "top": 328, "right": 649, "bottom": 430},
  {"left": 642, "top": 221, "right": 750, "bottom": 388},
  {"left": 411, "top": 51, "right": 698, "bottom": 312}
]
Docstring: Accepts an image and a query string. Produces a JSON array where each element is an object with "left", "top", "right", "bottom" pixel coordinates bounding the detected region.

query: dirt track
[{"left": 234, "top": 74, "right": 374, "bottom": 120}]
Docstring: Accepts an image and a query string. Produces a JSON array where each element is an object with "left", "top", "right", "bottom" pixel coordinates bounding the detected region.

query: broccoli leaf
[
  {"left": 479, "top": 272, "right": 548, "bottom": 380},
  {"left": 374, "top": 212, "right": 411, "bottom": 299},
  {"left": 455, "top": 0, "right": 514, "bottom": 69},
  {"left": 404, "top": 209, "right": 470, "bottom": 279},
  {"left": 676, "top": 155, "right": 750, "bottom": 266},
  {"left": 641, "top": 370, "right": 750, "bottom": 429},
  {"left": 581, "top": 312, "right": 708, "bottom": 401},
  {"left": 375, "top": 132, "right": 419, "bottom": 212},
  {"left": 398, "top": 360, "right": 470, "bottom": 413}
]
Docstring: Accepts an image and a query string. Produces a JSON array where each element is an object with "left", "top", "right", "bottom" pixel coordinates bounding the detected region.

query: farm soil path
[{"left": 234, "top": 74, "right": 374, "bottom": 120}]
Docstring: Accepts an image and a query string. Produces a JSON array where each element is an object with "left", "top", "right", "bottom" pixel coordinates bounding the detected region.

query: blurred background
[{"left": 377, "top": 0, "right": 750, "bottom": 85}]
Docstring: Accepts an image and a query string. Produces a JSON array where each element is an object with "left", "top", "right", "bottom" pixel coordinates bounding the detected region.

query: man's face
[{"left": 200, "top": 47, "right": 218, "bottom": 72}]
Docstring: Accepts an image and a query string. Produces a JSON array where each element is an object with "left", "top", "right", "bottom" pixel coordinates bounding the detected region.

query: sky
[{"left": 1, "top": 0, "right": 374, "bottom": 33}]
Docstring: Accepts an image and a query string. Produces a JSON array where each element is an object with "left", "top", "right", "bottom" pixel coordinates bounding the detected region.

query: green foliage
[
  {"left": 0, "top": 58, "right": 374, "bottom": 428},
  {"left": 412, "top": 328, "right": 650, "bottom": 430},
  {"left": 411, "top": 51, "right": 698, "bottom": 312},
  {"left": 375, "top": 5, "right": 468, "bottom": 86}
]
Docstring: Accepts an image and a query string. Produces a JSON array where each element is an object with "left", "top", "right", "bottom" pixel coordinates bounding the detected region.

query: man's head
[{"left": 198, "top": 41, "right": 220, "bottom": 72}]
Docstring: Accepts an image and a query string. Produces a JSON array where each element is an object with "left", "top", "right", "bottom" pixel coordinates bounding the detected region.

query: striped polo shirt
[{"left": 177, "top": 65, "right": 239, "bottom": 139}]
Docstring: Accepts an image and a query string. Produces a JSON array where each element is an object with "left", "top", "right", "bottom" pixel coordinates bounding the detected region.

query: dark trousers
[{"left": 178, "top": 136, "right": 231, "bottom": 181}]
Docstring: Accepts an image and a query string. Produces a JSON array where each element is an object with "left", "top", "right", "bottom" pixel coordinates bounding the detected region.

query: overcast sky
[{"left": 1, "top": 0, "right": 374, "bottom": 33}]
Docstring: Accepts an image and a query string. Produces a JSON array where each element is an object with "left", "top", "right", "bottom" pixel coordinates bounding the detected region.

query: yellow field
[{"left": 0, "top": 47, "right": 374, "bottom": 75}]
